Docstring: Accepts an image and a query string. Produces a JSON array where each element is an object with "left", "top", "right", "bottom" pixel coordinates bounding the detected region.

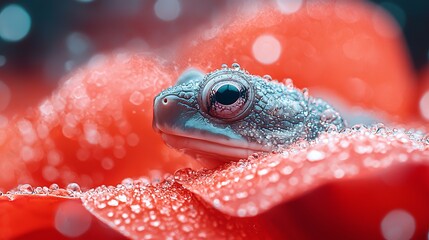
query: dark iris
[{"left": 215, "top": 84, "right": 240, "bottom": 105}]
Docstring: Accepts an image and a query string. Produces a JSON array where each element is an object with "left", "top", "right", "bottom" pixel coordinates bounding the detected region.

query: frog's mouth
[{"left": 156, "top": 130, "right": 271, "bottom": 166}]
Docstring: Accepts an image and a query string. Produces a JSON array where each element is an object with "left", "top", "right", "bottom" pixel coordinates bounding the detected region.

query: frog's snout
[{"left": 153, "top": 94, "right": 181, "bottom": 133}]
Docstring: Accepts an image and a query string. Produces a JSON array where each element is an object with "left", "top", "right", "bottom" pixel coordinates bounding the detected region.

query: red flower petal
[
  {"left": 82, "top": 177, "right": 272, "bottom": 239},
  {"left": 178, "top": 1, "right": 416, "bottom": 118},
  {"left": 0, "top": 53, "right": 199, "bottom": 190},
  {"left": 175, "top": 127, "right": 429, "bottom": 238},
  {"left": 0, "top": 186, "right": 125, "bottom": 239}
]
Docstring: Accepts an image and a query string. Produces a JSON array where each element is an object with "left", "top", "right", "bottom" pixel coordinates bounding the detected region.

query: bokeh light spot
[
  {"left": 275, "top": 0, "right": 303, "bottom": 14},
  {"left": 0, "top": 4, "right": 31, "bottom": 42},
  {"left": 252, "top": 35, "right": 282, "bottom": 65},
  {"left": 66, "top": 32, "right": 91, "bottom": 56},
  {"left": 0, "top": 55, "right": 6, "bottom": 67},
  {"left": 55, "top": 201, "right": 92, "bottom": 238},
  {"left": 419, "top": 91, "right": 429, "bottom": 121},
  {"left": 154, "top": 0, "right": 181, "bottom": 21},
  {"left": 381, "top": 209, "right": 416, "bottom": 240}
]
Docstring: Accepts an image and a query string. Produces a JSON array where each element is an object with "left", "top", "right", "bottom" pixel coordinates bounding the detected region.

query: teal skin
[{"left": 153, "top": 66, "right": 345, "bottom": 167}]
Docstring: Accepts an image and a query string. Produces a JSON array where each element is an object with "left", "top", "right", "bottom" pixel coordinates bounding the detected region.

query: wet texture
[
  {"left": 1, "top": 1, "right": 428, "bottom": 238},
  {"left": 153, "top": 65, "right": 345, "bottom": 163},
  {"left": 82, "top": 177, "right": 270, "bottom": 239}
]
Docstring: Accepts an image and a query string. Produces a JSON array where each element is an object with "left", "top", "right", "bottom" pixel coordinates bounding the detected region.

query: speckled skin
[{"left": 153, "top": 66, "right": 345, "bottom": 159}]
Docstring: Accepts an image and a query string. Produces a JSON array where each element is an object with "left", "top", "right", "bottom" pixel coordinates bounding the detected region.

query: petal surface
[
  {"left": 82, "top": 177, "right": 272, "bottom": 239},
  {"left": 0, "top": 53, "right": 199, "bottom": 190}
]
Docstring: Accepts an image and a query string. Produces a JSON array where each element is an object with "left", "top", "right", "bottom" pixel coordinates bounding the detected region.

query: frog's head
[{"left": 153, "top": 66, "right": 344, "bottom": 167}]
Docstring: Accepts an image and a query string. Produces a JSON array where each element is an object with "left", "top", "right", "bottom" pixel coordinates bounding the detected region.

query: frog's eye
[
  {"left": 214, "top": 83, "right": 241, "bottom": 105},
  {"left": 200, "top": 72, "right": 253, "bottom": 121}
]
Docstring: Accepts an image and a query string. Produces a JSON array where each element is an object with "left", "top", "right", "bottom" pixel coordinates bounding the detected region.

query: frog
[{"left": 153, "top": 64, "right": 345, "bottom": 167}]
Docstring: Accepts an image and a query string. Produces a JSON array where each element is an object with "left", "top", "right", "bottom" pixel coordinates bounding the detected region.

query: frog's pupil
[{"left": 215, "top": 84, "right": 240, "bottom": 105}]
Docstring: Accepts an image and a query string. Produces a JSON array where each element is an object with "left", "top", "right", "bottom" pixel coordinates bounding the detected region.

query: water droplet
[
  {"left": 182, "top": 224, "right": 193, "bottom": 232},
  {"left": 257, "top": 168, "right": 270, "bottom": 176},
  {"left": 17, "top": 184, "right": 33, "bottom": 194},
  {"left": 263, "top": 75, "right": 272, "bottom": 81},
  {"left": 268, "top": 172, "right": 280, "bottom": 183},
  {"left": 321, "top": 109, "right": 338, "bottom": 124},
  {"left": 174, "top": 168, "right": 195, "bottom": 183},
  {"left": 121, "top": 178, "right": 134, "bottom": 188},
  {"left": 281, "top": 165, "right": 294, "bottom": 175},
  {"left": 34, "top": 187, "right": 45, "bottom": 194},
  {"left": 221, "top": 63, "right": 228, "bottom": 69},
  {"left": 375, "top": 123, "right": 386, "bottom": 134},
  {"left": 231, "top": 62, "right": 241, "bottom": 70},
  {"left": 351, "top": 124, "right": 365, "bottom": 131},
  {"left": 285, "top": 78, "right": 294, "bottom": 89},
  {"left": 306, "top": 149, "right": 326, "bottom": 162},
  {"left": 327, "top": 124, "right": 338, "bottom": 133},
  {"left": 97, "top": 203, "right": 107, "bottom": 209},
  {"left": 107, "top": 199, "right": 119, "bottom": 206},
  {"left": 302, "top": 88, "right": 309, "bottom": 100},
  {"left": 236, "top": 191, "right": 248, "bottom": 199},
  {"left": 131, "top": 204, "right": 141, "bottom": 214},
  {"left": 421, "top": 134, "right": 429, "bottom": 145},
  {"left": 66, "top": 183, "right": 81, "bottom": 193},
  {"left": 116, "top": 194, "right": 127, "bottom": 203},
  {"left": 49, "top": 183, "right": 59, "bottom": 191},
  {"left": 150, "top": 220, "right": 161, "bottom": 227}
]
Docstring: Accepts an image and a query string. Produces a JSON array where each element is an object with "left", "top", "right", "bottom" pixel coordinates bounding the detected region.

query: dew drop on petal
[
  {"left": 280, "top": 165, "right": 294, "bottom": 175},
  {"left": 19, "top": 183, "right": 33, "bottom": 194},
  {"left": 174, "top": 168, "right": 195, "bottom": 183},
  {"left": 108, "top": 199, "right": 119, "bottom": 207},
  {"left": 66, "top": 183, "right": 82, "bottom": 193},
  {"left": 50, "top": 183, "right": 59, "bottom": 191},
  {"left": 252, "top": 35, "right": 282, "bottom": 65},
  {"left": 306, "top": 149, "right": 326, "bottom": 162},
  {"left": 275, "top": 0, "right": 303, "bottom": 14},
  {"left": 97, "top": 203, "right": 107, "bottom": 209},
  {"left": 116, "top": 194, "right": 128, "bottom": 203},
  {"left": 130, "top": 204, "right": 141, "bottom": 214},
  {"left": 381, "top": 209, "right": 416, "bottom": 240}
]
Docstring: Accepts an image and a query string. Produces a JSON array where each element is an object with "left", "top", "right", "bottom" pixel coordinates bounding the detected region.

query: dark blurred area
[{"left": 0, "top": 0, "right": 427, "bottom": 85}]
